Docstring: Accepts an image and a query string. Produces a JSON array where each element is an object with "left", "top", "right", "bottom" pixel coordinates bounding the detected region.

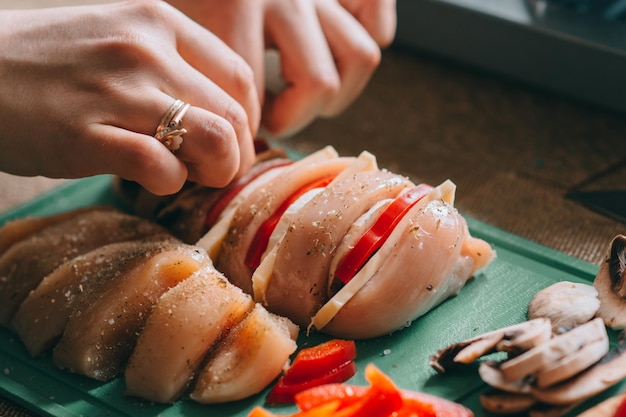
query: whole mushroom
[
  {"left": 528, "top": 281, "right": 599, "bottom": 334},
  {"left": 594, "top": 234, "right": 626, "bottom": 329}
]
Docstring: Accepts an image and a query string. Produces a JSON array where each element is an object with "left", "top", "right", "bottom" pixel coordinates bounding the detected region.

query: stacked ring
[{"left": 155, "top": 99, "right": 190, "bottom": 152}]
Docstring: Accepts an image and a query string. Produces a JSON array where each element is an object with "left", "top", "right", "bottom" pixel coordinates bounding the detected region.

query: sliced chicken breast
[
  {"left": 0, "top": 208, "right": 168, "bottom": 326},
  {"left": 314, "top": 194, "right": 494, "bottom": 338},
  {"left": 52, "top": 241, "right": 210, "bottom": 381},
  {"left": 216, "top": 152, "right": 355, "bottom": 295},
  {"left": 260, "top": 167, "right": 413, "bottom": 327},
  {"left": 0, "top": 206, "right": 106, "bottom": 254},
  {"left": 12, "top": 236, "right": 177, "bottom": 357},
  {"left": 190, "top": 303, "right": 298, "bottom": 403},
  {"left": 125, "top": 265, "right": 254, "bottom": 403}
]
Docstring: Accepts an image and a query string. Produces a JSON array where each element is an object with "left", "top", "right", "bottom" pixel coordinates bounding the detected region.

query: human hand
[
  {"left": 0, "top": 1, "right": 259, "bottom": 195},
  {"left": 169, "top": 0, "right": 397, "bottom": 137}
]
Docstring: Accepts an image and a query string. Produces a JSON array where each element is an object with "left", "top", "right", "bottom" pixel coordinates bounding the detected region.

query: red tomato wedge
[
  {"left": 245, "top": 174, "right": 336, "bottom": 270},
  {"left": 333, "top": 184, "right": 433, "bottom": 286},
  {"left": 204, "top": 159, "right": 293, "bottom": 228},
  {"left": 284, "top": 340, "right": 357, "bottom": 384}
]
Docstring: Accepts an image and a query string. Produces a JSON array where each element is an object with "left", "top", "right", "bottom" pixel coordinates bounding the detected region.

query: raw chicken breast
[
  {"left": 315, "top": 197, "right": 494, "bottom": 339},
  {"left": 260, "top": 164, "right": 413, "bottom": 327},
  {"left": 215, "top": 148, "right": 353, "bottom": 295},
  {"left": 190, "top": 303, "right": 298, "bottom": 403},
  {"left": 155, "top": 157, "right": 293, "bottom": 244},
  {"left": 0, "top": 207, "right": 168, "bottom": 326},
  {"left": 124, "top": 265, "right": 254, "bottom": 403},
  {"left": 0, "top": 206, "right": 106, "bottom": 254},
  {"left": 12, "top": 236, "right": 176, "bottom": 357},
  {"left": 52, "top": 241, "right": 210, "bottom": 381}
]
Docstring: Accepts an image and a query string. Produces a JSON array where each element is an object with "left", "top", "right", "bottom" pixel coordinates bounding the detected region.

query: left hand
[{"left": 169, "top": 0, "right": 397, "bottom": 137}]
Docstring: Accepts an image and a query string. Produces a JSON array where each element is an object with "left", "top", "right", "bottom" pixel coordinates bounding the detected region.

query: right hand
[
  {"left": 170, "top": 0, "right": 395, "bottom": 137},
  {"left": 0, "top": 1, "right": 260, "bottom": 195}
]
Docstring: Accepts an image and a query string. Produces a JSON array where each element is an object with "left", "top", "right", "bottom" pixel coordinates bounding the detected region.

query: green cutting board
[{"left": 0, "top": 174, "right": 623, "bottom": 417}]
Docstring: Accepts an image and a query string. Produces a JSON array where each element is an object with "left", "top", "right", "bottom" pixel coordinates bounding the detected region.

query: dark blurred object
[
  {"left": 538, "top": 0, "right": 626, "bottom": 19},
  {"left": 394, "top": 0, "right": 626, "bottom": 114},
  {"left": 568, "top": 190, "right": 626, "bottom": 224},
  {"left": 567, "top": 159, "right": 626, "bottom": 224}
]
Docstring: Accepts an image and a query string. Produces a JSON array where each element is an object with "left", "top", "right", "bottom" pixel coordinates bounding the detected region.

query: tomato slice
[
  {"left": 266, "top": 360, "right": 357, "bottom": 405},
  {"left": 245, "top": 175, "right": 336, "bottom": 270},
  {"left": 284, "top": 340, "right": 357, "bottom": 384},
  {"left": 333, "top": 184, "right": 433, "bottom": 286},
  {"left": 204, "top": 159, "right": 293, "bottom": 228},
  {"left": 615, "top": 395, "right": 626, "bottom": 417}
]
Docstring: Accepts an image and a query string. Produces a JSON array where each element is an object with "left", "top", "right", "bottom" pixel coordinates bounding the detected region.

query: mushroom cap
[
  {"left": 528, "top": 281, "right": 599, "bottom": 334},
  {"left": 478, "top": 360, "right": 532, "bottom": 394},
  {"left": 576, "top": 392, "right": 626, "bottom": 417},
  {"left": 594, "top": 234, "right": 626, "bottom": 329},
  {"left": 480, "top": 389, "right": 537, "bottom": 414}
]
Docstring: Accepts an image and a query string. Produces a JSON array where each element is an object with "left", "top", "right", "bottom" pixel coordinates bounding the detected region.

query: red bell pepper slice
[
  {"left": 343, "top": 364, "right": 403, "bottom": 417},
  {"left": 266, "top": 360, "right": 357, "bottom": 405},
  {"left": 293, "top": 364, "right": 402, "bottom": 417},
  {"left": 248, "top": 406, "right": 278, "bottom": 417},
  {"left": 245, "top": 174, "right": 336, "bottom": 270},
  {"left": 295, "top": 384, "right": 367, "bottom": 412},
  {"left": 204, "top": 159, "right": 293, "bottom": 228},
  {"left": 284, "top": 340, "right": 357, "bottom": 384},
  {"left": 333, "top": 184, "right": 433, "bottom": 286},
  {"left": 398, "top": 390, "right": 474, "bottom": 417},
  {"left": 252, "top": 364, "right": 473, "bottom": 417}
]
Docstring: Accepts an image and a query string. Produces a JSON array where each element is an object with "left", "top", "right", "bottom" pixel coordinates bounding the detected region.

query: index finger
[
  {"left": 339, "top": 0, "right": 397, "bottom": 47},
  {"left": 162, "top": 2, "right": 262, "bottom": 137}
]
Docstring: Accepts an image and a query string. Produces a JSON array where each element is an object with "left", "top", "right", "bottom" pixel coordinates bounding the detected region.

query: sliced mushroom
[
  {"left": 528, "top": 402, "right": 577, "bottom": 417},
  {"left": 531, "top": 330, "right": 626, "bottom": 405},
  {"left": 429, "top": 318, "right": 552, "bottom": 373},
  {"left": 594, "top": 234, "right": 626, "bottom": 329},
  {"left": 479, "top": 389, "right": 537, "bottom": 414},
  {"left": 478, "top": 360, "right": 532, "bottom": 394},
  {"left": 576, "top": 392, "right": 626, "bottom": 417},
  {"left": 534, "top": 336, "right": 609, "bottom": 388},
  {"left": 499, "top": 318, "right": 607, "bottom": 381},
  {"left": 528, "top": 281, "right": 599, "bottom": 334}
]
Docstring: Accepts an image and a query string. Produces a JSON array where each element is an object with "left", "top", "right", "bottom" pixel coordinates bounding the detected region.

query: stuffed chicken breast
[{"left": 115, "top": 145, "right": 495, "bottom": 340}]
